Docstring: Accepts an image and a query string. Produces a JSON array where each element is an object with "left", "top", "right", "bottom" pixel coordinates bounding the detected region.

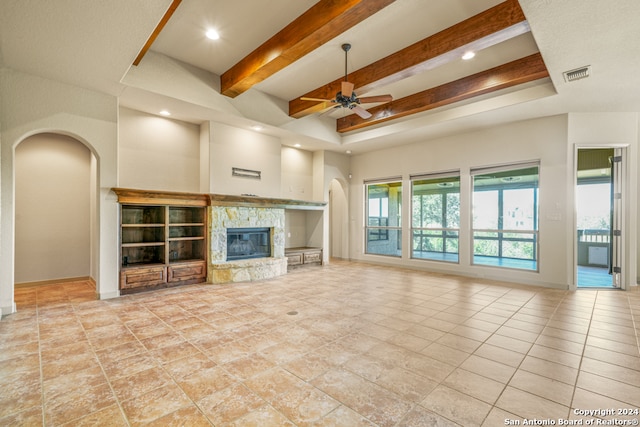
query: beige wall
[
  {"left": 208, "top": 123, "right": 282, "bottom": 198},
  {"left": 118, "top": 107, "right": 200, "bottom": 192},
  {"left": 15, "top": 133, "right": 91, "bottom": 284},
  {"left": 281, "top": 146, "right": 313, "bottom": 200}
]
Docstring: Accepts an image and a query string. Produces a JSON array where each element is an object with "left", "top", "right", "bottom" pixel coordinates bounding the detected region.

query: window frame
[
  {"left": 410, "top": 170, "right": 460, "bottom": 263},
  {"left": 471, "top": 162, "right": 540, "bottom": 271},
  {"left": 364, "top": 178, "right": 403, "bottom": 257}
]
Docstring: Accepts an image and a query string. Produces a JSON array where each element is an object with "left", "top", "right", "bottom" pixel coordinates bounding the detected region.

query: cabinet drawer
[
  {"left": 168, "top": 261, "right": 206, "bottom": 283},
  {"left": 120, "top": 266, "right": 166, "bottom": 289},
  {"left": 287, "top": 253, "right": 303, "bottom": 266},
  {"left": 304, "top": 251, "right": 322, "bottom": 264}
]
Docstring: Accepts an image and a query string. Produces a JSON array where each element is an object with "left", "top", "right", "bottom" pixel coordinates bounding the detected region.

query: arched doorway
[
  {"left": 14, "top": 133, "right": 97, "bottom": 299},
  {"left": 329, "top": 178, "right": 348, "bottom": 260}
]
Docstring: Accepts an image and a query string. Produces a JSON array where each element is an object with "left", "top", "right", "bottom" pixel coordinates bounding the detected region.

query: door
[
  {"left": 609, "top": 148, "right": 623, "bottom": 288},
  {"left": 575, "top": 148, "right": 624, "bottom": 288}
]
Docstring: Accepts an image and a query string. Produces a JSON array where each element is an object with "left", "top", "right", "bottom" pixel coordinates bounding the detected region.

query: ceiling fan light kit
[{"left": 300, "top": 43, "right": 392, "bottom": 120}]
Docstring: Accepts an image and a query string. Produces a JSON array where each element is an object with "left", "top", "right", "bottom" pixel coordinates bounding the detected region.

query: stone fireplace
[{"left": 207, "top": 204, "right": 287, "bottom": 284}]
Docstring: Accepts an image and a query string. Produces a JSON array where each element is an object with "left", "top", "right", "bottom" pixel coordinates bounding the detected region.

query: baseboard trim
[
  {"left": 15, "top": 276, "right": 94, "bottom": 289},
  {"left": 1, "top": 302, "right": 18, "bottom": 317}
]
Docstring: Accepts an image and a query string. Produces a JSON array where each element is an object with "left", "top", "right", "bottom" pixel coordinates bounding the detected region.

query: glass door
[
  {"left": 576, "top": 148, "right": 624, "bottom": 288},
  {"left": 610, "top": 147, "right": 623, "bottom": 288}
]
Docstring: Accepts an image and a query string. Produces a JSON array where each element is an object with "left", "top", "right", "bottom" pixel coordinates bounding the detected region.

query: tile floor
[{"left": 1, "top": 260, "right": 639, "bottom": 426}]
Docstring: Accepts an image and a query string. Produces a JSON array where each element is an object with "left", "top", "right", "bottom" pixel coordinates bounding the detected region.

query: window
[
  {"left": 472, "top": 162, "right": 539, "bottom": 270},
  {"left": 411, "top": 171, "right": 460, "bottom": 262},
  {"left": 365, "top": 180, "right": 402, "bottom": 257}
]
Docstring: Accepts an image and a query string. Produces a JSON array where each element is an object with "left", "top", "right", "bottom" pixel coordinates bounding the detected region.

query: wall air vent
[{"left": 563, "top": 66, "right": 591, "bottom": 82}]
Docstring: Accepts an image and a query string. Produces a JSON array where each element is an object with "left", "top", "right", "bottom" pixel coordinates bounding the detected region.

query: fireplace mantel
[
  {"left": 208, "top": 194, "right": 326, "bottom": 210},
  {"left": 112, "top": 188, "right": 326, "bottom": 210}
]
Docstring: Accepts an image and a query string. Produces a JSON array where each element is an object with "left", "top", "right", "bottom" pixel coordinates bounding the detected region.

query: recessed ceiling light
[
  {"left": 251, "top": 125, "right": 263, "bottom": 131},
  {"left": 294, "top": 143, "right": 301, "bottom": 148},
  {"left": 206, "top": 29, "right": 220, "bottom": 40},
  {"left": 159, "top": 110, "right": 171, "bottom": 116},
  {"left": 346, "top": 150, "right": 352, "bottom": 154},
  {"left": 462, "top": 51, "right": 475, "bottom": 60}
]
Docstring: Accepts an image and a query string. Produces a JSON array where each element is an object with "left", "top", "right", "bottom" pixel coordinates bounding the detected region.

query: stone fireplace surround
[
  {"left": 207, "top": 193, "right": 325, "bottom": 284},
  {"left": 208, "top": 205, "right": 286, "bottom": 283}
]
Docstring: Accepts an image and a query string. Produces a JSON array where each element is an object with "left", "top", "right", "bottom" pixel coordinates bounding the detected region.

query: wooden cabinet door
[
  {"left": 167, "top": 261, "right": 206, "bottom": 283},
  {"left": 120, "top": 266, "right": 167, "bottom": 290}
]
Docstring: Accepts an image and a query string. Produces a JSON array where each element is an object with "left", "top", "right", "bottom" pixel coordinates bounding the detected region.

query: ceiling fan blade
[
  {"left": 357, "top": 95, "right": 393, "bottom": 104},
  {"left": 341, "top": 81, "right": 354, "bottom": 98},
  {"left": 301, "top": 97, "right": 334, "bottom": 102},
  {"left": 319, "top": 105, "right": 341, "bottom": 117},
  {"left": 351, "top": 105, "right": 372, "bottom": 119}
]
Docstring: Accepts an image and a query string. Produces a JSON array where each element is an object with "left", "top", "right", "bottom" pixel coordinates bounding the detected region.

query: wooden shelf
[
  {"left": 116, "top": 191, "right": 208, "bottom": 294},
  {"left": 122, "top": 242, "right": 165, "bottom": 247}
]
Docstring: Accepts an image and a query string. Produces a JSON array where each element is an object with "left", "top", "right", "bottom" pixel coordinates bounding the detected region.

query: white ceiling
[{"left": 1, "top": 0, "right": 639, "bottom": 154}]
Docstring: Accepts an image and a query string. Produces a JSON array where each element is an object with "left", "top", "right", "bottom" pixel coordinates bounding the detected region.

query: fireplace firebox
[{"left": 227, "top": 227, "right": 271, "bottom": 261}]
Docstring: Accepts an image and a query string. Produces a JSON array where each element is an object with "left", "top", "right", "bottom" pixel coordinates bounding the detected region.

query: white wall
[
  {"left": 208, "top": 123, "right": 282, "bottom": 197},
  {"left": 349, "top": 115, "right": 571, "bottom": 288},
  {"left": 118, "top": 107, "right": 200, "bottom": 192},
  {"left": 15, "top": 133, "right": 91, "bottom": 283}
]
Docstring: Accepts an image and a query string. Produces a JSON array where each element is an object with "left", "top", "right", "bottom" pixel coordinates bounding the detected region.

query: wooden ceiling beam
[
  {"left": 133, "top": 0, "right": 182, "bottom": 66},
  {"left": 336, "top": 53, "right": 549, "bottom": 133},
  {"left": 220, "top": 0, "right": 396, "bottom": 98},
  {"left": 289, "top": 0, "right": 529, "bottom": 118}
]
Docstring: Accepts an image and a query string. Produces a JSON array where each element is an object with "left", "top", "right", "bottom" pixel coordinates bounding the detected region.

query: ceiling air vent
[{"left": 563, "top": 66, "right": 591, "bottom": 82}]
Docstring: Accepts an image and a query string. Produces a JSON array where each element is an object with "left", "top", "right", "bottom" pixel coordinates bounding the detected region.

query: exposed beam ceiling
[
  {"left": 133, "top": 0, "right": 182, "bottom": 66},
  {"left": 289, "top": 0, "right": 532, "bottom": 124},
  {"left": 336, "top": 52, "right": 549, "bottom": 132},
  {"left": 220, "top": 0, "right": 396, "bottom": 98}
]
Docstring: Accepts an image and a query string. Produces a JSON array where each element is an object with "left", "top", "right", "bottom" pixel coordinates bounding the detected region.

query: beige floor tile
[
  {"left": 508, "top": 370, "right": 574, "bottom": 406},
  {"left": 312, "top": 368, "right": 412, "bottom": 427},
  {"left": 518, "top": 355, "right": 579, "bottom": 385},
  {"left": 576, "top": 371, "right": 640, "bottom": 407},
  {"left": 474, "top": 343, "right": 526, "bottom": 368},
  {"left": 459, "top": 355, "right": 516, "bottom": 383},
  {"left": 527, "top": 344, "right": 582, "bottom": 368},
  {"left": 270, "top": 384, "right": 340, "bottom": 425},
  {"left": 484, "top": 333, "right": 532, "bottom": 354},
  {"left": 443, "top": 368, "right": 506, "bottom": 404},
  {"left": 582, "top": 345, "right": 640, "bottom": 371},
  {"left": 399, "top": 405, "right": 460, "bottom": 427},
  {"left": 3, "top": 261, "right": 640, "bottom": 426},
  {"left": 421, "top": 385, "right": 492, "bottom": 427},
  {"left": 197, "top": 383, "right": 265, "bottom": 425},
  {"left": 419, "top": 341, "right": 471, "bottom": 366},
  {"left": 495, "top": 386, "right": 569, "bottom": 421}
]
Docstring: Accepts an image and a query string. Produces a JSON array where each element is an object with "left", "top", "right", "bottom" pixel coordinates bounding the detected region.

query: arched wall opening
[{"left": 14, "top": 132, "right": 98, "bottom": 291}]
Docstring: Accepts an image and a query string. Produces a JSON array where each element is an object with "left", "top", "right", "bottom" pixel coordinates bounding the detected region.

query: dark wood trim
[
  {"left": 132, "top": 0, "right": 182, "bottom": 66},
  {"left": 289, "top": 0, "right": 529, "bottom": 118},
  {"left": 220, "top": 0, "right": 396, "bottom": 98},
  {"left": 111, "top": 188, "right": 326, "bottom": 210},
  {"left": 336, "top": 53, "right": 550, "bottom": 133},
  {"left": 111, "top": 188, "right": 209, "bottom": 206},
  {"left": 208, "top": 194, "right": 326, "bottom": 210}
]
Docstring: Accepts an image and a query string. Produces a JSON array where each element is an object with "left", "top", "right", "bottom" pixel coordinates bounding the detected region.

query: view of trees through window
[
  {"left": 411, "top": 174, "right": 460, "bottom": 262},
  {"left": 472, "top": 164, "right": 539, "bottom": 270},
  {"left": 364, "top": 162, "right": 539, "bottom": 271}
]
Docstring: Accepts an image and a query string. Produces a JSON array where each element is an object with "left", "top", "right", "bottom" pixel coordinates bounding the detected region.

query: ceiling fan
[{"left": 301, "top": 43, "right": 393, "bottom": 119}]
